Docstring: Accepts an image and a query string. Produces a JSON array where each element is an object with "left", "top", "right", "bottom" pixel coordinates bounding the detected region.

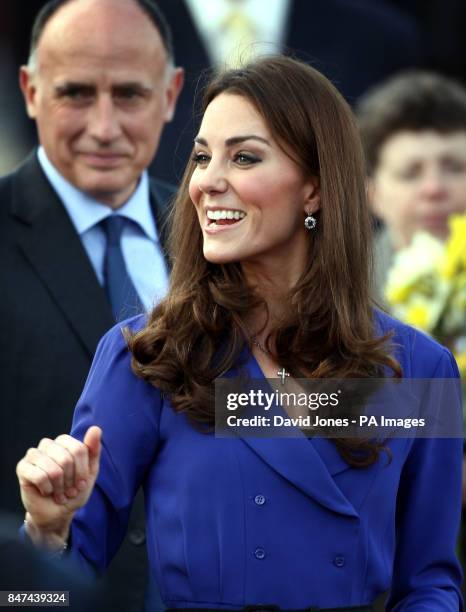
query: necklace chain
[
  {"left": 250, "top": 336, "right": 271, "bottom": 356},
  {"left": 250, "top": 336, "right": 291, "bottom": 384}
]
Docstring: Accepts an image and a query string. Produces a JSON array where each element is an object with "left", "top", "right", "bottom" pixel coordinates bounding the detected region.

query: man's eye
[
  {"left": 115, "top": 89, "right": 141, "bottom": 101},
  {"left": 192, "top": 152, "right": 210, "bottom": 165},
  {"left": 62, "top": 87, "right": 93, "bottom": 100}
]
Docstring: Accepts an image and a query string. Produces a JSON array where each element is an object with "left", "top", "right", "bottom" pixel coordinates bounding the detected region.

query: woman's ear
[{"left": 303, "top": 178, "right": 320, "bottom": 215}]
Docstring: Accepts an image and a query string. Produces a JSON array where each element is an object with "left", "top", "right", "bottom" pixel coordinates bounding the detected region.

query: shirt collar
[{"left": 37, "top": 147, "right": 158, "bottom": 241}]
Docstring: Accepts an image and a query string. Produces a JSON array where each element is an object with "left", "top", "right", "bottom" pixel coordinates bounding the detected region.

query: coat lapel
[
  {"left": 11, "top": 153, "right": 114, "bottom": 356},
  {"left": 149, "top": 177, "right": 175, "bottom": 270},
  {"left": 235, "top": 355, "right": 359, "bottom": 518}
]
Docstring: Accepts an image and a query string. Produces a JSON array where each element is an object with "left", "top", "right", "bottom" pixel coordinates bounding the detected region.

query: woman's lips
[
  {"left": 420, "top": 215, "right": 449, "bottom": 230},
  {"left": 204, "top": 216, "right": 246, "bottom": 234},
  {"left": 213, "top": 219, "right": 239, "bottom": 225}
]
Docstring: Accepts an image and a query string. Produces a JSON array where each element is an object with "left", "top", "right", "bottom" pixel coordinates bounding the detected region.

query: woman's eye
[
  {"left": 396, "top": 166, "right": 421, "bottom": 181},
  {"left": 234, "top": 152, "right": 260, "bottom": 165},
  {"left": 192, "top": 152, "right": 210, "bottom": 166},
  {"left": 442, "top": 158, "right": 466, "bottom": 174}
]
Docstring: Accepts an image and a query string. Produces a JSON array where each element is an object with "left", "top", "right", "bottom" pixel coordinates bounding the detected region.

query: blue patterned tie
[{"left": 101, "top": 215, "right": 144, "bottom": 321}]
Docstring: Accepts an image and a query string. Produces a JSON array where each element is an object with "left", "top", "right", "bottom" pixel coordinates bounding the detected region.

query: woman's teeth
[
  {"left": 207, "top": 209, "right": 246, "bottom": 221},
  {"left": 207, "top": 210, "right": 247, "bottom": 225}
]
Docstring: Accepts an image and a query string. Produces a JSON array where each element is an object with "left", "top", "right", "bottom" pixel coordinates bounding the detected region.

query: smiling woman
[
  {"left": 135, "top": 56, "right": 401, "bottom": 410},
  {"left": 189, "top": 92, "right": 319, "bottom": 268},
  {"left": 17, "top": 56, "right": 463, "bottom": 612}
]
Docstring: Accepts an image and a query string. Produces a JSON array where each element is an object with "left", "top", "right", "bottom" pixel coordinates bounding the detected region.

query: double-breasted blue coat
[{"left": 69, "top": 312, "right": 463, "bottom": 610}]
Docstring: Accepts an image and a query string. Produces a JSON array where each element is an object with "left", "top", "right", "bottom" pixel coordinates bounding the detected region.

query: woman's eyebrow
[{"left": 194, "top": 135, "right": 271, "bottom": 147}]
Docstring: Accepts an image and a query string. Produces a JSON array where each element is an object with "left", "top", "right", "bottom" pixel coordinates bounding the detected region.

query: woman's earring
[{"left": 304, "top": 213, "right": 317, "bottom": 231}]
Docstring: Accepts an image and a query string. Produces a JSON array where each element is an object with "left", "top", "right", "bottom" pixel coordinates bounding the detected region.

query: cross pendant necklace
[
  {"left": 277, "top": 367, "right": 290, "bottom": 384},
  {"left": 250, "top": 337, "right": 290, "bottom": 385}
]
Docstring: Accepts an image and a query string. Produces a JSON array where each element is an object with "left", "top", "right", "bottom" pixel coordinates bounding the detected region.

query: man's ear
[
  {"left": 303, "top": 178, "right": 320, "bottom": 215},
  {"left": 19, "top": 66, "right": 38, "bottom": 119},
  {"left": 163, "top": 67, "right": 185, "bottom": 122}
]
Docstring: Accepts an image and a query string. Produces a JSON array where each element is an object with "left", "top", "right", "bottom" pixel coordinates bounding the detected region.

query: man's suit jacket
[
  {"left": 152, "top": 0, "right": 422, "bottom": 184},
  {"left": 67, "top": 311, "right": 462, "bottom": 609},
  {"left": 0, "top": 152, "right": 173, "bottom": 612},
  {"left": 0, "top": 511, "right": 105, "bottom": 610}
]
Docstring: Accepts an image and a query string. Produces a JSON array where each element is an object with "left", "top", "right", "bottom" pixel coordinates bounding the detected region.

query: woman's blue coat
[{"left": 69, "top": 312, "right": 463, "bottom": 610}]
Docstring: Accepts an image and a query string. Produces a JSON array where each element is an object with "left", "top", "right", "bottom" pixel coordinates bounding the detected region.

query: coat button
[
  {"left": 254, "top": 547, "right": 266, "bottom": 560},
  {"left": 333, "top": 556, "right": 345, "bottom": 567},
  {"left": 254, "top": 494, "right": 266, "bottom": 506},
  {"left": 128, "top": 528, "right": 146, "bottom": 546}
]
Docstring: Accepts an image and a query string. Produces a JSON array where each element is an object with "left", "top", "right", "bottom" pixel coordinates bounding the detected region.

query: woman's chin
[{"left": 203, "top": 247, "right": 242, "bottom": 265}]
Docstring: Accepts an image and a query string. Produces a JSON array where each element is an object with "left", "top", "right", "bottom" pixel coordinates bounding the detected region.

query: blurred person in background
[
  {"left": 357, "top": 71, "right": 466, "bottom": 583},
  {"left": 0, "top": 0, "right": 183, "bottom": 609},
  {"left": 356, "top": 71, "right": 466, "bottom": 297}
]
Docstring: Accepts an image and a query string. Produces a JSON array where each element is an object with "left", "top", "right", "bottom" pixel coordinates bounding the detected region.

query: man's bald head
[{"left": 28, "top": 0, "right": 174, "bottom": 71}]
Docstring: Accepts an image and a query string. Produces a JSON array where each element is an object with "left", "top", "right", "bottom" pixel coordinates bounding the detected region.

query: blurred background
[{"left": 1, "top": 0, "right": 465, "bottom": 181}]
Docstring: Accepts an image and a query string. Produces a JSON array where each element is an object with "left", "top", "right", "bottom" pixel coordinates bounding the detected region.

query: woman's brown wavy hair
[{"left": 128, "top": 55, "right": 401, "bottom": 467}]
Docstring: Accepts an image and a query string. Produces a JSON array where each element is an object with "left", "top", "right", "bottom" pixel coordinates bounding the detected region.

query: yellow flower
[
  {"left": 454, "top": 350, "right": 466, "bottom": 380},
  {"left": 385, "top": 213, "right": 466, "bottom": 339},
  {"left": 403, "top": 302, "right": 431, "bottom": 330},
  {"left": 396, "top": 295, "right": 446, "bottom": 333},
  {"left": 441, "top": 214, "right": 466, "bottom": 279},
  {"left": 386, "top": 282, "right": 414, "bottom": 304},
  {"left": 442, "top": 276, "right": 466, "bottom": 335},
  {"left": 385, "top": 233, "right": 444, "bottom": 305}
]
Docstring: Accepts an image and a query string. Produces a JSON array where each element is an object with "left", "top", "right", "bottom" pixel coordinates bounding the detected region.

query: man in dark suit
[
  {"left": 0, "top": 511, "right": 106, "bottom": 611},
  {"left": 0, "top": 0, "right": 183, "bottom": 610}
]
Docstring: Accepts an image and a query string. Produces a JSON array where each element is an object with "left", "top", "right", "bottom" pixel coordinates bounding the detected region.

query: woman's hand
[{"left": 16, "top": 426, "right": 102, "bottom": 549}]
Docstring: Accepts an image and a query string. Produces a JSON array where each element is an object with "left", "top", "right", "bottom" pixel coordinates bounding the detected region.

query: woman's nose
[
  {"left": 197, "top": 161, "right": 229, "bottom": 195},
  {"left": 419, "top": 167, "right": 449, "bottom": 199}
]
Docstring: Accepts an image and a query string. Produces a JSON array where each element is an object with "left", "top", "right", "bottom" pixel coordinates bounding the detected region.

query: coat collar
[{"left": 231, "top": 354, "right": 359, "bottom": 518}]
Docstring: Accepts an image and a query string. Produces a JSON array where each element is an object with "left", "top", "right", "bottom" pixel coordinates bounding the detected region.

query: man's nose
[{"left": 88, "top": 95, "right": 122, "bottom": 142}]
